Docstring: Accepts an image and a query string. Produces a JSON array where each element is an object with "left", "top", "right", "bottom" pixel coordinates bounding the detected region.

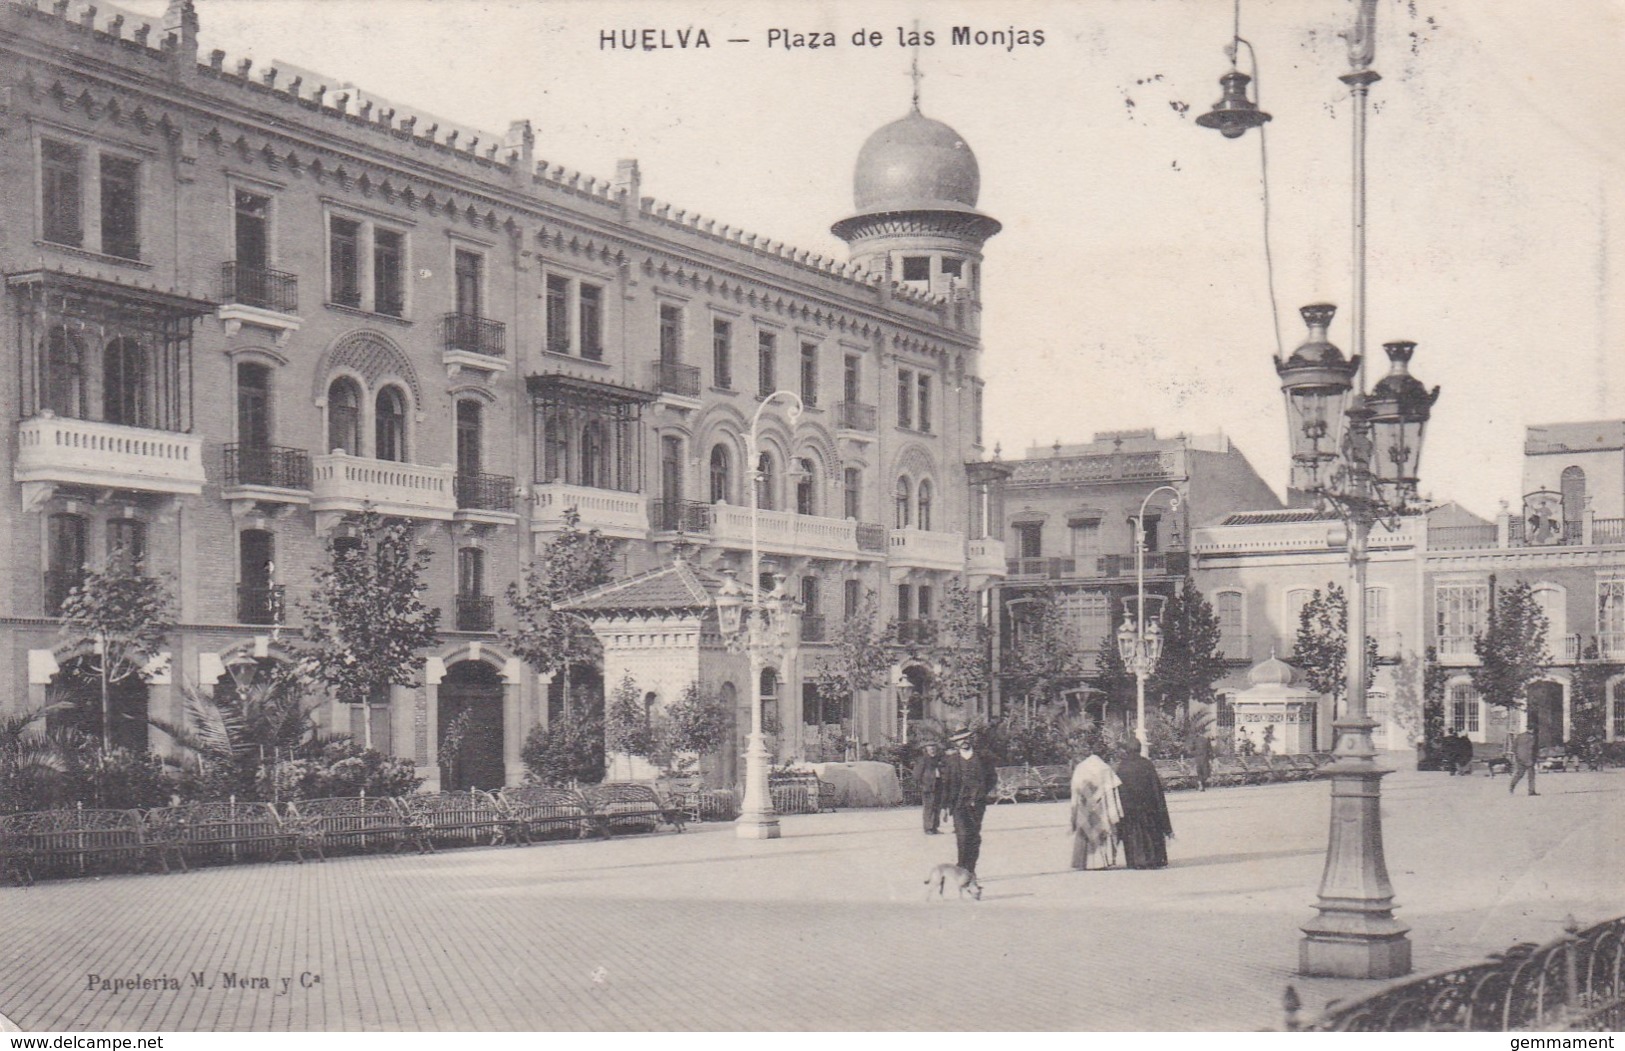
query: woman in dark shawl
[{"left": 1113, "top": 739, "right": 1173, "bottom": 869}]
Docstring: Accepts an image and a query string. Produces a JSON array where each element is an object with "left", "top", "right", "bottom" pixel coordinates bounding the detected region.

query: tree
[
  {"left": 57, "top": 567, "right": 174, "bottom": 752},
  {"left": 504, "top": 508, "right": 619, "bottom": 716},
  {"left": 1291, "top": 583, "right": 1378, "bottom": 716},
  {"left": 813, "top": 590, "right": 895, "bottom": 731},
  {"left": 932, "top": 580, "right": 991, "bottom": 712},
  {"left": 152, "top": 662, "right": 323, "bottom": 801},
  {"left": 1145, "top": 578, "right": 1226, "bottom": 716},
  {"left": 1565, "top": 640, "right": 1613, "bottom": 764},
  {"left": 1003, "top": 589, "right": 1086, "bottom": 720},
  {"left": 1471, "top": 578, "right": 1550, "bottom": 723},
  {"left": 603, "top": 672, "right": 649, "bottom": 780},
  {"left": 297, "top": 509, "right": 440, "bottom": 750},
  {"left": 650, "top": 682, "right": 732, "bottom": 775}
]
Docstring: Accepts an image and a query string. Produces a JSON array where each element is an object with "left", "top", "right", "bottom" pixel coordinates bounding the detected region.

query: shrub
[
  {"left": 268, "top": 741, "right": 421, "bottom": 799},
  {"left": 650, "top": 682, "right": 732, "bottom": 774},
  {"left": 521, "top": 710, "right": 605, "bottom": 787}
]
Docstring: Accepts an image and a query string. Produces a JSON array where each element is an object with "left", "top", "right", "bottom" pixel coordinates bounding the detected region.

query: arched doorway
[
  {"left": 438, "top": 660, "right": 506, "bottom": 791},
  {"left": 1527, "top": 681, "right": 1565, "bottom": 746}
]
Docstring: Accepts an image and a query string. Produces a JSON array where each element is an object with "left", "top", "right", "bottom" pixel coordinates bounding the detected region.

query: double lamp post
[{"left": 1117, "top": 485, "right": 1182, "bottom": 751}]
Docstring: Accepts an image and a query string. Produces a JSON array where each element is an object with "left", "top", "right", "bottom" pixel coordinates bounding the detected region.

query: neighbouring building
[
  {"left": 0, "top": 0, "right": 1007, "bottom": 789},
  {"left": 992, "top": 429, "right": 1280, "bottom": 723}
]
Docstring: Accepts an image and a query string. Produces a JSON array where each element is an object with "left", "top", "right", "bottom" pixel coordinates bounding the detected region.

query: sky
[{"left": 113, "top": 0, "right": 1625, "bottom": 518}]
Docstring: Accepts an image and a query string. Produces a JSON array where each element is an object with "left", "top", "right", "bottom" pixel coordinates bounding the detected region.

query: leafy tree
[
  {"left": 504, "top": 509, "right": 619, "bottom": 717},
  {"left": 1146, "top": 579, "right": 1226, "bottom": 716},
  {"left": 1003, "top": 589, "right": 1086, "bottom": 720},
  {"left": 152, "top": 662, "right": 323, "bottom": 802},
  {"left": 1566, "top": 640, "right": 1613, "bottom": 764},
  {"left": 603, "top": 672, "right": 650, "bottom": 779},
  {"left": 1291, "top": 583, "right": 1378, "bottom": 717},
  {"left": 813, "top": 589, "right": 895, "bottom": 729},
  {"left": 1471, "top": 578, "right": 1550, "bottom": 724},
  {"left": 932, "top": 580, "right": 991, "bottom": 712},
  {"left": 58, "top": 566, "right": 174, "bottom": 751},
  {"left": 650, "top": 681, "right": 732, "bottom": 775},
  {"left": 297, "top": 509, "right": 440, "bottom": 750},
  {"left": 520, "top": 710, "right": 605, "bottom": 787}
]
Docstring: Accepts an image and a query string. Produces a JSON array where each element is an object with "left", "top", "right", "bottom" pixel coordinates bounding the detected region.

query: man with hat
[
  {"left": 940, "top": 726, "right": 997, "bottom": 877},
  {"left": 913, "top": 741, "right": 946, "bottom": 834}
]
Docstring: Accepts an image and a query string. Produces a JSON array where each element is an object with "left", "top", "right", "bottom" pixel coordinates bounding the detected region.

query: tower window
[
  {"left": 940, "top": 257, "right": 963, "bottom": 279},
  {"left": 901, "top": 256, "right": 930, "bottom": 282}
]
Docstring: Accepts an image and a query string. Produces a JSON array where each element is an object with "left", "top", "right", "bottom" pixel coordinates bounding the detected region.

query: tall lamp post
[
  {"left": 1117, "top": 485, "right": 1181, "bottom": 749},
  {"left": 714, "top": 389, "right": 803, "bottom": 840},
  {"left": 1199, "top": 0, "right": 1439, "bottom": 979}
]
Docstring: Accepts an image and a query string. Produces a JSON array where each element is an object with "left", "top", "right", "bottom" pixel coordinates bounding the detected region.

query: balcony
[
  {"left": 966, "top": 537, "right": 1007, "bottom": 581},
  {"left": 1600, "top": 632, "right": 1625, "bottom": 661},
  {"left": 16, "top": 416, "right": 206, "bottom": 507},
  {"left": 836, "top": 401, "right": 877, "bottom": 434},
  {"left": 710, "top": 504, "right": 863, "bottom": 561},
  {"left": 223, "top": 443, "right": 311, "bottom": 491},
  {"left": 218, "top": 263, "right": 301, "bottom": 345},
  {"left": 441, "top": 313, "right": 508, "bottom": 375},
  {"left": 456, "top": 596, "right": 496, "bottom": 633},
  {"left": 1427, "top": 523, "right": 1499, "bottom": 550},
  {"left": 310, "top": 453, "right": 455, "bottom": 528},
  {"left": 652, "top": 361, "right": 702, "bottom": 404},
  {"left": 888, "top": 528, "right": 966, "bottom": 572},
  {"left": 800, "top": 615, "right": 827, "bottom": 643},
  {"left": 453, "top": 472, "right": 518, "bottom": 527},
  {"left": 648, "top": 498, "right": 715, "bottom": 535},
  {"left": 896, "top": 620, "right": 938, "bottom": 647},
  {"left": 43, "top": 570, "right": 83, "bottom": 617},
  {"left": 1006, "top": 556, "right": 1076, "bottom": 580},
  {"left": 237, "top": 585, "right": 286, "bottom": 626},
  {"left": 533, "top": 484, "right": 651, "bottom": 540}
]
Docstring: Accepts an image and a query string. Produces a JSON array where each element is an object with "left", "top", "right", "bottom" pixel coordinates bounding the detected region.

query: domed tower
[{"left": 831, "top": 108, "right": 1001, "bottom": 317}]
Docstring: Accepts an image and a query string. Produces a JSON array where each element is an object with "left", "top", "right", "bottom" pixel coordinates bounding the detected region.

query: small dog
[
  {"left": 923, "top": 863, "right": 982, "bottom": 901},
  {"left": 1485, "top": 756, "right": 1512, "bottom": 777}
]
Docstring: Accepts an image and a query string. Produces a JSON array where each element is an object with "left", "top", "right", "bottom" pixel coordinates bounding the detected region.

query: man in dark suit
[
  {"left": 913, "top": 741, "right": 945, "bottom": 834},
  {"left": 940, "top": 726, "right": 997, "bottom": 876}
]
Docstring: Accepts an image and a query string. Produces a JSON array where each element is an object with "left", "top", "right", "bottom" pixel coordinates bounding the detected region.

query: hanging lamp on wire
[{"left": 1196, "top": 0, "right": 1271, "bottom": 139}]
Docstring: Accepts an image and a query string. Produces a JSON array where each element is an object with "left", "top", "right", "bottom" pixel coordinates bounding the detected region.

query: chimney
[
  {"left": 504, "top": 120, "right": 535, "bottom": 186},
  {"left": 614, "top": 159, "right": 640, "bottom": 222},
  {"left": 162, "top": 0, "right": 198, "bottom": 78}
]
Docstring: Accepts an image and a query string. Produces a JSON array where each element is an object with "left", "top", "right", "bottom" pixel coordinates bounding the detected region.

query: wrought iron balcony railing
[
  {"left": 237, "top": 585, "right": 286, "bottom": 626},
  {"left": 895, "top": 620, "right": 938, "bottom": 647},
  {"left": 836, "top": 401, "right": 878, "bottom": 432},
  {"left": 224, "top": 444, "right": 312, "bottom": 490},
  {"left": 440, "top": 313, "right": 507, "bottom": 356},
  {"left": 650, "top": 498, "right": 714, "bottom": 533},
  {"left": 220, "top": 262, "right": 299, "bottom": 314},
  {"left": 455, "top": 473, "right": 516, "bottom": 512},
  {"left": 457, "top": 596, "right": 496, "bottom": 633},
  {"left": 652, "top": 361, "right": 702, "bottom": 398}
]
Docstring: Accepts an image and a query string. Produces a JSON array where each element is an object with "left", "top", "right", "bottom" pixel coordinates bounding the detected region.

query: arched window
[
  {"left": 327, "top": 377, "right": 362, "bottom": 455},
  {"left": 580, "top": 421, "right": 608, "bottom": 488},
  {"left": 895, "top": 476, "right": 912, "bottom": 529},
  {"left": 375, "top": 386, "right": 407, "bottom": 462},
  {"left": 756, "top": 451, "right": 776, "bottom": 511},
  {"left": 102, "top": 337, "right": 147, "bottom": 427},
  {"left": 1561, "top": 466, "right": 1586, "bottom": 541},
  {"left": 709, "top": 444, "right": 731, "bottom": 504},
  {"left": 795, "top": 457, "right": 817, "bottom": 516},
  {"left": 916, "top": 479, "right": 933, "bottom": 531},
  {"left": 43, "top": 329, "right": 84, "bottom": 418}
]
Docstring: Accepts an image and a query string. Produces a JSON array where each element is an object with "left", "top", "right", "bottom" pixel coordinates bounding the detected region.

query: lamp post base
[
  {"left": 735, "top": 730, "right": 781, "bottom": 840},
  {"left": 1298, "top": 750, "right": 1410, "bottom": 979}
]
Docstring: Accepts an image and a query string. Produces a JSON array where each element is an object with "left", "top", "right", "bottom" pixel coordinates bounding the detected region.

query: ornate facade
[{"left": 0, "top": 0, "right": 1005, "bottom": 789}]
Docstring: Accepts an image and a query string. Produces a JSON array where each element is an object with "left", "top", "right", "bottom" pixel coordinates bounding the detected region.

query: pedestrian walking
[
  {"left": 1069, "top": 751, "right": 1122, "bottom": 870},
  {"left": 940, "top": 726, "right": 996, "bottom": 877},
  {"left": 1190, "top": 731, "right": 1213, "bottom": 792},
  {"left": 914, "top": 741, "right": 945, "bottom": 834},
  {"left": 1113, "top": 740, "right": 1174, "bottom": 869},
  {"left": 1507, "top": 726, "right": 1539, "bottom": 796}
]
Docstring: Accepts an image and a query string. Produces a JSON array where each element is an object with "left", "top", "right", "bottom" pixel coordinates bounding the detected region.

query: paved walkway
[{"left": 1, "top": 767, "right": 1620, "bottom": 1031}]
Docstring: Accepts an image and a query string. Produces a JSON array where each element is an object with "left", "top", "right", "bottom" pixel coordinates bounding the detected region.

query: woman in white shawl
[{"left": 1069, "top": 752, "right": 1123, "bottom": 870}]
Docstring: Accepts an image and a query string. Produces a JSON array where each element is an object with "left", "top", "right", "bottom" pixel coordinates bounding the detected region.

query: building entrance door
[
  {"left": 438, "top": 661, "right": 506, "bottom": 791},
  {"left": 1527, "top": 681, "right": 1564, "bottom": 748}
]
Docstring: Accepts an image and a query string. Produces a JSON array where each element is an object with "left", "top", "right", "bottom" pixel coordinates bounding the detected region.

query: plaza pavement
[{"left": 1, "top": 766, "right": 1620, "bottom": 1032}]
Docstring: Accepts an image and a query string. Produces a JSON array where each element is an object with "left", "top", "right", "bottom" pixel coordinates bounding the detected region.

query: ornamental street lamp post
[
  {"left": 1118, "top": 485, "right": 1181, "bottom": 749},
  {"left": 716, "top": 389, "right": 804, "bottom": 840},
  {"left": 1199, "top": 0, "right": 1439, "bottom": 979}
]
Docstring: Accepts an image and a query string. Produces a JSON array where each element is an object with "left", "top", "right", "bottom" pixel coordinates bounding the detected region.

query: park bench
[
  {"left": 397, "top": 790, "right": 519, "bottom": 850},
  {"left": 494, "top": 785, "right": 596, "bottom": 842},
  {"left": 1246, "top": 755, "right": 1289, "bottom": 783},
  {"left": 1030, "top": 764, "right": 1072, "bottom": 800},
  {"left": 580, "top": 782, "right": 686, "bottom": 836},
  {"left": 1153, "top": 758, "right": 1198, "bottom": 791},
  {"left": 0, "top": 806, "right": 170, "bottom": 884},
  {"left": 1283, "top": 754, "right": 1321, "bottom": 780},
  {"left": 142, "top": 800, "right": 320, "bottom": 868},
  {"left": 991, "top": 765, "right": 1040, "bottom": 805},
  {"left": 768, "top": 771, "right": 835, "bottom": 814},
  {"left": 283, "top": 796, "right": 427, "bottom": 855},
  {"left": 1208, "top": 757, "right": 1251, "bottom": 788},
  {"left": 658, "top": 778, "right": 737, "bottom": 823}
]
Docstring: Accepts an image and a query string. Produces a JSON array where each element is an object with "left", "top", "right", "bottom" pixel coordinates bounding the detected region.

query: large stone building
[{"left": 0, "top": 0, "right": 1006, "bottom": 789}]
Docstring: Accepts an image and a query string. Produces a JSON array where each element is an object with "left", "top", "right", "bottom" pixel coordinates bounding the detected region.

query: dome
[
  {"left": 1247, "top": 655, "right": 1301, "bottom": 688},
  {"left": 852, "top": 110, "right": 982, "bottom": 214}
]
